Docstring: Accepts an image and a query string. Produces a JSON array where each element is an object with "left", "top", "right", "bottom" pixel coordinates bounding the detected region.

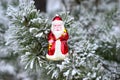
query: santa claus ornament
[{"left": 46, "top": 15, "right": 69, "bottom": 61}]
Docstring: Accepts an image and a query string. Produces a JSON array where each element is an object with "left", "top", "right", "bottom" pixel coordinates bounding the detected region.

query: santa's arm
[
  {"left": 48, "top": 31, "right": 55, "bottom": 44},
  {"left": 48, "top": 31, "right": 55, "bottom": 50},
  {"left": 59, "top": 29, "right": 69, "bottom": 41}
]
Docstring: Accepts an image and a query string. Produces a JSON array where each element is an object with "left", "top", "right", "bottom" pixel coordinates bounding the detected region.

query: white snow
[
  {"left": 35, "top": 33, "right": 43, "bottom": 37},
  {"left": 0, "top": 61, "right": 16, "bottom": 75},
  {"left": 29, "top": 28, "right": 39, "bottom": 33}
]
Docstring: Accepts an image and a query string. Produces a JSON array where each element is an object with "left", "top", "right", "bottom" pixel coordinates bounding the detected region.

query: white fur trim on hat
[{"left": 52, "top": 20, "right": 64, "bottom": 25}]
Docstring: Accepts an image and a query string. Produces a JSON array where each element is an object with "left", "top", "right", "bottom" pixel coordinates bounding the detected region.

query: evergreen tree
[
  {"left": 0, "top": 1, "right": 17, "bottom": 79},
  {"left": 0, "top": 0, "right": 33, "bottom": 80},
  {"left": 6, "top": 0, "right": 120, "bottom": 80}
]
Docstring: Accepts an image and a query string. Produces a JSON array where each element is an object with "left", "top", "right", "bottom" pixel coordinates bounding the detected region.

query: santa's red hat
[
  {"left": 53, "top": 14, "right": 62, "bottom": 21},
  {"left": 52, "top": 14, "right": 64, "bottom": 25}
]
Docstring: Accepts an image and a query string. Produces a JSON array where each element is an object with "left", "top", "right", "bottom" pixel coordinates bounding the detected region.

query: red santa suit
[{"left": 46, "top": 15, "right": 69, "bottom": 60}]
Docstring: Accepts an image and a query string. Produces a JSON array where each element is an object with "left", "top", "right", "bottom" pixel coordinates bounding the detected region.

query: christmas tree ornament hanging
[{"left": 46, "top": 14, "right": 69, "bottom": 61}]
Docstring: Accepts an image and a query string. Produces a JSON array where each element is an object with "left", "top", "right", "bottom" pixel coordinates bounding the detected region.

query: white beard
[{"left": 53, "top": 30, "right": 63, "bottom": 39}]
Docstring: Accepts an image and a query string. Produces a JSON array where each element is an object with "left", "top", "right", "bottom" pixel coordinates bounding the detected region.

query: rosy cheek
[
  {"left": 53, "top": 26, "right": 57, "bottom": 31},
  {"left": 59, "top": 26, "right": 62, "bottom": 30}
]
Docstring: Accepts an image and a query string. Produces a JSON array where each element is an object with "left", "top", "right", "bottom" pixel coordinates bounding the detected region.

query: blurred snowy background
[{"left": 0, "top": 0, "right": 120, "bottom": 80}]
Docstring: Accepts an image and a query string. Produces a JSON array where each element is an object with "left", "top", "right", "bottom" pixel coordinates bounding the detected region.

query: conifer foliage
[{"left": 6, "top": 0, "right": 120, "bottom": 80}]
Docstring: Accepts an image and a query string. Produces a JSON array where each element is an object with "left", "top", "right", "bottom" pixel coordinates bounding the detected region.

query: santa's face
[
  {"left": 53, "top": 24, "right": 62, "bottom": 31},
  {"left": 51, "top": 21, "right": 64, "bottom": 39}
]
